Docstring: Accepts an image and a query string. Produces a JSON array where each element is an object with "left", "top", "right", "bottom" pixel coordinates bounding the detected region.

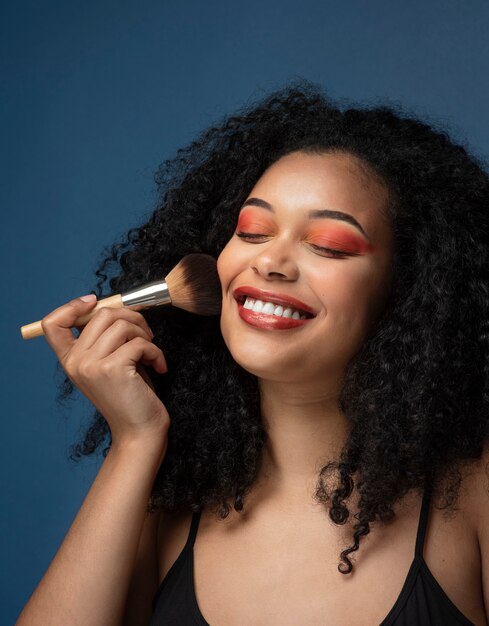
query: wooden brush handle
[{"left": 20, "top": 294, "right": 123, "bottom": 340}]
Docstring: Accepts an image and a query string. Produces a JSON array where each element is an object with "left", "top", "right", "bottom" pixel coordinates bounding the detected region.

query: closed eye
[
  {"left": 235, "top": 231, "right": 354, "bottom": 259},
  {"left": 235, "top": 231, "right": 266, "bottom": 240},
  {"left": 308, "top": 243, "right": 353, "bottom": 259}
]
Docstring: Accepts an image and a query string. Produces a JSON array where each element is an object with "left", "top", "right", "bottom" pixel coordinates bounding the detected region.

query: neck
[{"left": 256, "top": 377, "right": 351, "bottom": 501}]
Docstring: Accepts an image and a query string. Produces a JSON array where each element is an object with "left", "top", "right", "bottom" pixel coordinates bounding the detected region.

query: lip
[
  {"left": 236, "top": 301, "right": 309, "bottom": 330},
  {"left": 233, "top": 286, "right": 317, "bottom": 317}
]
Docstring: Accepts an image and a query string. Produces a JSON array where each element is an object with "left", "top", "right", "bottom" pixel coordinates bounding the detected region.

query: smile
[
  {"left": 232, "top": 287, "right": 316, "bottom": 331},
  {"left": 237, "top": 296, "right": 311, "bottom": 330},
  {"left": 242, "top": 297, "right": 308, "bottom": 319},
  {"left": 233, "top": 286, "right": 317, "bottom": 317}
]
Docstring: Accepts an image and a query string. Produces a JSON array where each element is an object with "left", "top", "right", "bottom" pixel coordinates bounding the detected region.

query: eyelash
[{"left": 234, "top": 231, "right": 352, "bottom": 259}]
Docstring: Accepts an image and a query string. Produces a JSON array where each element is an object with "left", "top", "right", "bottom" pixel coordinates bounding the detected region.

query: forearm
[{"left": 16, "top": 434, "right": 166, "bottom": 626}]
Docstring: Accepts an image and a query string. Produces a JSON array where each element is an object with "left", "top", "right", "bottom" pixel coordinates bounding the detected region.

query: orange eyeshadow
[
  {"left": 236, "top": 208, "right": 374, "bottom": 254},
  {"left": 236, "top": 209, "right": 275, "bottom": 234},
  {"left": 306, "top": 226, "right": 373, "bottom": 254}
]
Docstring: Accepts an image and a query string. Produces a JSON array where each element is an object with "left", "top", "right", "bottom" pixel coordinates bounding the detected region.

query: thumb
[
  {"left": 79, "top": 294, "right": 97, "bottom": 303},
  {"left": 42, "top": 293, "right": 99, "bottom": 360}
]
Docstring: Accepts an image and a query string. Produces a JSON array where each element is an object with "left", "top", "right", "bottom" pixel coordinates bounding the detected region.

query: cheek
[
  {"left": 216, "top": 250, "right": 226, "bottom": 285},
  {"left": 307, "top": 263, "right": 377, "bottom": 316},
  {"left": 216, "top": 250, "right": 232, "bottom": 339},
  {"left": 364, "top": 264, "right": 393, "bottom": 323},
  {"left": 217, "top": 238, "right": 251, "bottom": 288},
  {"left": 216, "top": 242, "right": 234, "bottom": 288},
  {"left": 331, "top": 270, "right": 389, "bottom": 334}
]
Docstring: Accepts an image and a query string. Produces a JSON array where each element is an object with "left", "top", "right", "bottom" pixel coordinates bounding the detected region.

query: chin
[{"left": 224, "top": 339, "right": 304, "bottom": 381}]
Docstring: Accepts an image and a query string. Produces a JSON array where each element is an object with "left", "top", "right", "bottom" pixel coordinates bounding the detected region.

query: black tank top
[{"left": 149, "top": 491, "right": 475, "bottom": 625}]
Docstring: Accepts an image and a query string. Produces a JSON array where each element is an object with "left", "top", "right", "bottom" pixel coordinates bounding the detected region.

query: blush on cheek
[{"left": 307, "top": 226, "right": 374, "bottom": 254}]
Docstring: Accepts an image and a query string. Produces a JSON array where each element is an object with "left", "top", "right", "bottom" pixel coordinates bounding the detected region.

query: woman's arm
[
  {"left": 15, "top": 295, "right": 171, "bottom": 625},
  {"left": 15, "top": 433, "right": 166, "bottom": 626},
  {"left": 122, "top": 499, "right": 161, "bottom": 626}
]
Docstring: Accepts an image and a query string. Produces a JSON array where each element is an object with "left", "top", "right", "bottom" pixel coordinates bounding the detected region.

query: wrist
[{"left": 109, "top": 425, "right": 169, "bottom": 463}]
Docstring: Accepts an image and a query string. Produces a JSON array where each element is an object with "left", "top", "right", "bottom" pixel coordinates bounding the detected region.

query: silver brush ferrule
[{"left": 121, "top": 280, "right": 171, "bottom": 309}]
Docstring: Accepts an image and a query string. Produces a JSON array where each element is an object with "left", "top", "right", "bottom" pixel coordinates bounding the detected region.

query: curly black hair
[{"left": 56, "top": 79, "right": 489, "bottom": 574}]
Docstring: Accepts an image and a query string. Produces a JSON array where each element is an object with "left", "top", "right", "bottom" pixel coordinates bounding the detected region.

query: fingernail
[{"left": 80, "top": 294, "right": 97, "bottom": 302}]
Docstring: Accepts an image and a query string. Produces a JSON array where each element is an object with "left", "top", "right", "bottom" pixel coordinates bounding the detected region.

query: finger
[
  {"left": 140, "top": 352, "right": 167, "bottom": 373},
  {"left": 83, "top": 318, "right": 153, "bottom": 361},
  {"left": 74, "top": 307, "right": 154, "bottom": 352},
  {"left": 104, "top": 337, "right": 167, "bottom": 374},
  {"left": 41, "top": 295, "right": 98, "bottom": 364},
  {"left": 136, "top": 363, "right": 156, "bottom": 391},
  {"left": 138, "top": 342, "right": 167, "bottom": 373}
]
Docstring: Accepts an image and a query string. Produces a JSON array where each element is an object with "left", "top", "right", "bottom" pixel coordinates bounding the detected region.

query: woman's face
[{"left": 217, "top": 150, "right": 394, "bottom": 387}]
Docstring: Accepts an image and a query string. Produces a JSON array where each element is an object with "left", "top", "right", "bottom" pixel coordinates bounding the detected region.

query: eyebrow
[{"left": 240, "top": 197, "right": 371, "bottom": 241}]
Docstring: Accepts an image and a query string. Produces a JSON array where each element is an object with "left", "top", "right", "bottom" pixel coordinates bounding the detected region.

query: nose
[{"left": 251, "top": 238, "right": 299, "bottom": 281}]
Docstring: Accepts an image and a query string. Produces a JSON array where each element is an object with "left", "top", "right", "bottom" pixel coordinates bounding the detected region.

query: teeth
[{"left": 242, "top": 297, "right": 308, "bottom": 320}]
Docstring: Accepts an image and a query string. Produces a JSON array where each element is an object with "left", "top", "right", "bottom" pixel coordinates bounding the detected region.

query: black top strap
[
  {"left": 414, "top": 490, "right": 431, "bottom": 558},
  {"left": 186, "top": 510, "right": 202, "bottom": 549}
]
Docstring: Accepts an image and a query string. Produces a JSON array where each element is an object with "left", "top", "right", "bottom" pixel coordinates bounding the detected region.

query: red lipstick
[
  {"left": 237, "top": 303, "right": 309, "bottom": 330},
  {"left": 233, "top": 286, "right": 316, "bottom": 316}
]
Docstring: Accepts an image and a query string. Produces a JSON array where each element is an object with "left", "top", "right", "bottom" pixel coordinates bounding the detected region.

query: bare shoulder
[
  {"left": 462, "top": 445, "right": 489, "bottom": 536},
  {"left": 156, "top": 507, "right": 194, "bottom": 583},
  {"left": 457, "top": 444, "right": 489, "bottom": 621}
]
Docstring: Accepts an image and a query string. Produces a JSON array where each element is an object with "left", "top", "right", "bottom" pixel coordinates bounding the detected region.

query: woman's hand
[{"left": 41, "top": 295, "right": 170, "bottom": 447}]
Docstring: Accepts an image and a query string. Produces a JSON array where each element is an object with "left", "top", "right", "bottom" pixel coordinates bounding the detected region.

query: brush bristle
[{"left": 165, "top": 253, "right": 222, "bottom": 315}]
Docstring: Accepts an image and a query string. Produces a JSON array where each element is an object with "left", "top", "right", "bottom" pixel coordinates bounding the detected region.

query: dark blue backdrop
[{"left": 2, "top": 1, "right": 489, "bottom": 623}]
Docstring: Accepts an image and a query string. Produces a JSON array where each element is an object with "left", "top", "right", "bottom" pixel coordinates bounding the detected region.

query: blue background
[{"left": 2, "top": 0, "right": 489, "bottom": 623}]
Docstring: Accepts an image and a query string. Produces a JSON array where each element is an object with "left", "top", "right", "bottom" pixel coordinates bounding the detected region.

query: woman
[{"left": 16, "top": 82, "right": 489, "bottom": 625}]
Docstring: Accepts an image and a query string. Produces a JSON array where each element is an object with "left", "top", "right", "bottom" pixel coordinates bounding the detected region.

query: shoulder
[
  {"left": 156, "top": 507, "right": 194, "bottom": 582},
  {"left": 460, "top": 444, "right": 489, "bottom": 619},
  {"left": 467, "top": 445, "right": 489, "bottom": 546},
  {"left": 459, "top": 445, "right": 489, "bottom": 536}
]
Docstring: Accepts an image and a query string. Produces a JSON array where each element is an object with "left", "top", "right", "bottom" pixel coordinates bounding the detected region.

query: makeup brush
[{"left": 20, "top": 253, "right": 222, "bottom": 340}]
